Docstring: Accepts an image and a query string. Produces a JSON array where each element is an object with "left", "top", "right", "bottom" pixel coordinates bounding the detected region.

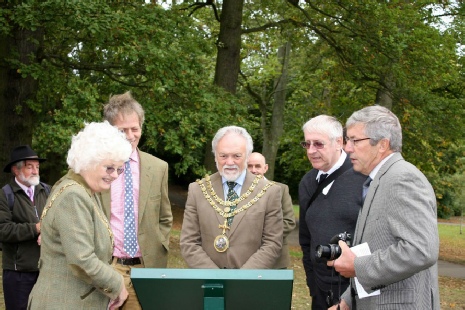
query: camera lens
[
  {"left": 315, "top": 244, "right": 341, "bottom": 261},
  {"left": 316, "top": 245, "right": 329, "bottom": 259}
]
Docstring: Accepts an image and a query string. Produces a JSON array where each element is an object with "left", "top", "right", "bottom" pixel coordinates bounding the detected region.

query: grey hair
[
  {"left": 302, "top": 115, "right": 343, "bottom": 141},
  {"left": 103, "top": 91, "right": 145, "bottom": 127},
  {"left": 67, "top": 121, "right": 132, "bottom": 173},
  {"left": 14, "top": 161, "right": 25, "bottom": 170},
  {"left": 346, "top": 105, "right": 402, "bottom": 152},
  {"left": 212, "top": 126, "right": 254, "bottom": 156}
]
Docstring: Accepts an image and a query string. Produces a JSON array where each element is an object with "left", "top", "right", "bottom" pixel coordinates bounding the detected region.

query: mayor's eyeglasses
[
  {"left": 300, "top": 141, "right": 326, "bottom": 149},
  {"left": 105, "top": 166, "right": 124, "bottom": 175}
]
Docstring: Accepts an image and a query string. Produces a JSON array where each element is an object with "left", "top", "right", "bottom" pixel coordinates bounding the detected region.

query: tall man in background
[
  {"left": 299, "top": 115, "right": 365, "bottom": 309},
  {"left": 247, "top": 152, "right": 296, "bottom": 269},
  {"left": 331, "top": 105, "right": 439, "bottom": 309},
  {"left": 0, "top": 145, "right": 50, "bottom": 310},
  {"left": 101, "top": 92, "right": 173, "bottom": 309}
]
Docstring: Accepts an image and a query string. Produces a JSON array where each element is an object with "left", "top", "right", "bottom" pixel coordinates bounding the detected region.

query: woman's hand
[{"left": 108, "top": 283, "right": 128, "bottom": 310}]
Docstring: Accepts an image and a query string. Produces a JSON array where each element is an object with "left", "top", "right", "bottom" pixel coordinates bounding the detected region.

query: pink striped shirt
[{"left": 110, "top": 149, "right": 141, "bottom": 258}]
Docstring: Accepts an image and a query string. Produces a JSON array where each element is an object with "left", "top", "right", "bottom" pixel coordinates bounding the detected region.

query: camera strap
[{"left": 306, "top": 159, "right": 352, "bottom": 212}]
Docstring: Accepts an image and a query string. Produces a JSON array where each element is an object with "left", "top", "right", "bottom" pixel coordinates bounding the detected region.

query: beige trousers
[{"left": 111, "top": 257, "right": 144, "bottom": 310}]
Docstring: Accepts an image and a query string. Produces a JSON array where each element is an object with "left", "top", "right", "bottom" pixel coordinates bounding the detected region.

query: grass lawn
[
  {"left": 438, "top": 222, "right": 465, "bottom": 265},
  {"left": 171, "top": 207, "right": 465, "bottom": 309},
  {"left": 0, "top": 207, "right": 464, "bottom": 309}
]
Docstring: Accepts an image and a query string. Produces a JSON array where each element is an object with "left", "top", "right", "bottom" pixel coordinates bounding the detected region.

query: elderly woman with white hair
[{"left": 28, "top": 121, "right": 131, "bottom": 310}]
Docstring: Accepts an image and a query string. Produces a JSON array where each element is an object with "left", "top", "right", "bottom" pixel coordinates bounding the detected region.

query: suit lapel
[
  {"left": 138, "top": 150, "right": 149, "bottom": 224},
  {"left": 210, "top": 173, "right": 226, "bottom": 226},
  {"left": 354, "top": 181, "right": 378, "bottom": 244},
  {"left": 355, "top": 153, "right": 404, "bottom": 244},
  {"left": 101, "top": 190, "right": 111, "bottom": 219}
]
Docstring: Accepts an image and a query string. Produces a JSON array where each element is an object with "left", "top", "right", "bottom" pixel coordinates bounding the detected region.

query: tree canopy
[{"left": 1, "top": 0, "right": 464, "bottom": 217}]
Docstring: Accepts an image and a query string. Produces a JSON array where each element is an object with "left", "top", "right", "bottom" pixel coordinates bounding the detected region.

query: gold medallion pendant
[
  {"left": 214, "top": 235, "right": 229, "bottom": 252},
  {"left": 195, "top": 174, "right": 276, "bottom": 253}
]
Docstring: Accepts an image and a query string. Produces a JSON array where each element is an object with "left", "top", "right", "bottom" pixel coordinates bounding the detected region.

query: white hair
[
  {"left": 212, "top": 126, "right": 254, "bottom": 156},
  {"left": 302, "top": 115, "right": 343, "bottom": 141},
  {"left": 67, "top": 121, "right": 132, "bottom": 173}
]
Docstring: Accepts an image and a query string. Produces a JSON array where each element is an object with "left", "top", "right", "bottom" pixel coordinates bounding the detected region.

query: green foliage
[
  {"left": 1, "top": 0, "right": 464, "bottom": 213},
  {"left": 3, "top": 1, "right": 227, "bottom": 179},
  {"left": 444, "top": 161, "right": 465, "bottom": 218},
  {"left": 430, "top": 173, "right": 456, "bottom": 219},
  {"left": 145, "top": 86, "right": 250, "bottom": 178},
  {"left": 272, "top": 1, "right": 465, "bottom": 208}
]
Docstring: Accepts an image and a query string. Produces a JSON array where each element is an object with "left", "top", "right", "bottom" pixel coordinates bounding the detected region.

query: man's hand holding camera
[
  {"left": 327, "top": 240, "right": 356, "bottom": 278},
  {"left": 328, "top": 299, "right": 350, "bottom": 310},
  {"left": 317, "top": 232, "right": 356, "bottom": 277}
]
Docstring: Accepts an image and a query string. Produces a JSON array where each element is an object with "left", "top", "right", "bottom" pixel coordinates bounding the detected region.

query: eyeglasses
[
  {"left": 345, "top": 137, "right": 371, "bottom": 145},
  {"left": 300, "top": 141, "right": 326, "bottom": 149},
  {"left": 105, "top": 166, "right": 124, "bottom": 175}
]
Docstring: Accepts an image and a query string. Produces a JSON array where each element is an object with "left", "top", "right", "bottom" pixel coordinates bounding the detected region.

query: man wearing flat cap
[{"left": 0, "top": 145, "right": 50, "bottom": 310}]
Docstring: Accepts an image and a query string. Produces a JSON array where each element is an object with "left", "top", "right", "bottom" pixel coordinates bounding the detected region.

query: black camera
[{"left": 315, "top": 232, "right": 351, "bottom": 261}]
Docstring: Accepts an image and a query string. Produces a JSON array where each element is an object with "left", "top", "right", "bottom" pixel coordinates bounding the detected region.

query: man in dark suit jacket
[
  {"left": 101, "top": 92, "right": 173, "bottom": 310},
  {"left": 180, "top": 126, "right": 283, "bottom": 269},
  {"left": 247, "top": 152, "right": 296, "bottom": 269},
  {"left": 298, "top": 115, "right": 365, "bottom": 309},
  {"left": 331, "top": 106, "right": 439, "bottom": 309}
]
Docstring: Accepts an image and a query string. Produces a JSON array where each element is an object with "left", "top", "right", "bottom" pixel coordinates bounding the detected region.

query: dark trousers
[
  {"left": 3, "top": 269, "right": 39, "bottom": 310},
  {"left": 311, "top": 284, "right": 340, "bottom": 310}
]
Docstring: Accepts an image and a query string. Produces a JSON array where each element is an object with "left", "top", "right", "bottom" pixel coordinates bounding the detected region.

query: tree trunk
[
  {"left": 204, "top": 0, "right": 244, "bottom": 173},
  {"left": 213, "top": 0, "right": 244, "bottom": 94},
  {"left": 375, "top": 71, "right": 395, "bottom": 110},
  {"left": 0, "top": 26, "right": 43, "bottom": 184},
  {"left": 262, "top": 41, "right": 291, "bottom": 181}
]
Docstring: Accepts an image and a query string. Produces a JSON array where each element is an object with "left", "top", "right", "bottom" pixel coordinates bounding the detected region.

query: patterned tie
[
  {"left": 318, "top": 173, "right": 328, "bottom": 184},
  {"left": 226, "top": 182, "right": 239, "bottom": 226},
  {"left": 123, "top": 160, "right": 138, "bottom": 257},
  {"left": 27, "top": 187, "right": 34, "bottom": 202},
  {"left": 362, "top": 177, "right": 372, "bottom": 203}
]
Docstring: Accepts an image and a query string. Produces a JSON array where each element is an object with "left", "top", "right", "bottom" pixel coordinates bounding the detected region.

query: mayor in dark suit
[
  {"left": 330, "top": 106, "right": 439, "bottom": 310},
  {"left": 298, "top": 115, "right": 365, "bottom": 309},
  {"left": 180, "top": 126, "right": 283, "bottom": 269}
]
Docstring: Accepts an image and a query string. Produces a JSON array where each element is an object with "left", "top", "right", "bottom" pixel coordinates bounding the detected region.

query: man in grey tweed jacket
[{"left": 330, "top": 106, "right": 439, "bottom": 310}]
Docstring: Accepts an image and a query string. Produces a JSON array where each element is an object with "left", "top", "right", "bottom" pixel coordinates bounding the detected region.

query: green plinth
[
  {"left": 202, "top": 283, "right": 225, "bottom": 310},
  {"left": 131, "top": 268, "right": 293, "bottom": 310}
]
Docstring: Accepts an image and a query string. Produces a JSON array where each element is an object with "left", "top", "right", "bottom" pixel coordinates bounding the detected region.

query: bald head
[{"left": 247, "top": 152, "right": 268, "bottom": 176}]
